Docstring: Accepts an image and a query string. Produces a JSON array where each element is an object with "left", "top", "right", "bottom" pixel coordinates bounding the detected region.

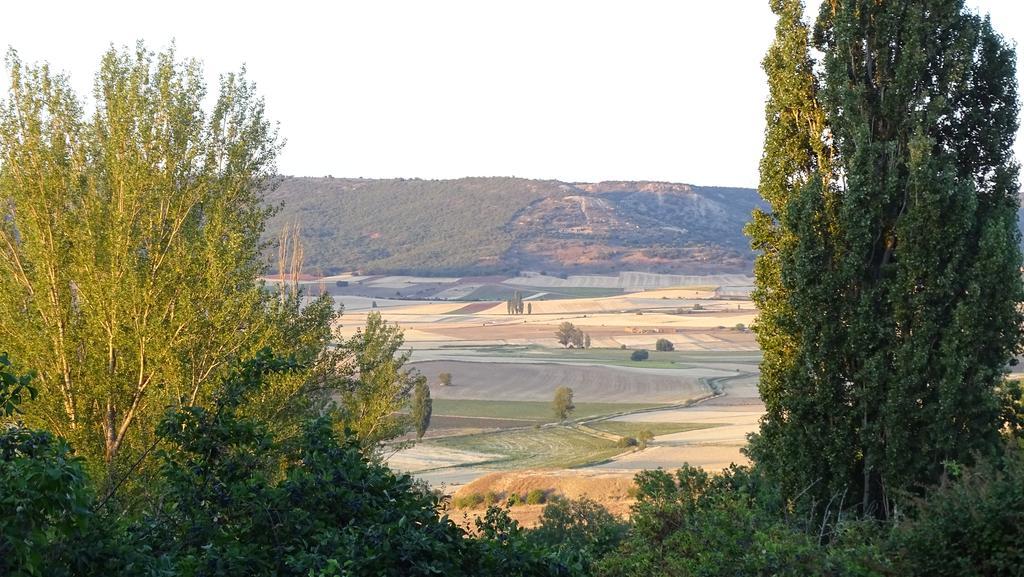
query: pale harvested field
[
  {"left": 410, "top": 360, "right": 709, "bottom": 403},
  {"left": 450, "top": 470, "right": 638, "bottom": 528},
  {"left": 587, "top": 402, "right": 765, "bottom": 473},
  {"left": 506, "top": 272, "right": 754, "bottom": 290},
  {"left": 333, "top": 272, "right": 766, "bottom": 493}
]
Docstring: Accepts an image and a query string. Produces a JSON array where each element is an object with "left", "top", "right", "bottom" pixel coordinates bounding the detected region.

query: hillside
[{"left": 263, "top": 177, "right": 765, "bottom": 276}]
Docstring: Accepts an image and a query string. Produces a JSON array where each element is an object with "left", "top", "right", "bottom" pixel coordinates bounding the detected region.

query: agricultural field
[
  {"left": 432, "top": 428, "right": 625, "bottom": 470},
  {"left": 320, "top": 271, "right": 768, "bottom": 493},
  {"left": 432, "top": 399, "right": 670, "bottom": 422}
]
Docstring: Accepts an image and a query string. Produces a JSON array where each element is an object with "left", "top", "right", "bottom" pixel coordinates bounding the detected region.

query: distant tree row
[{"left": 506, "top": 291, "right": 531, "bottom": 315}]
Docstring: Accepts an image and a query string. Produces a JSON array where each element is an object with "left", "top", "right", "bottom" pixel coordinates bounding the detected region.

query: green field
[
  {"left": 587, "top": 421, "right": 719, "bottom": 437},
  {"left": 436, "top": 344, "right": 750, "bottom": 370},
  {"left": 431, "top": 427, "right": 625, "bottom": 469},
  {"left": 432, "top": 399, "right": 670, "bottom": 422}
]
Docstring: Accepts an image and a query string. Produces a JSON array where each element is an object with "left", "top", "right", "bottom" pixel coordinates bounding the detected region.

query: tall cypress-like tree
[
  {"left": 410, "top": 379, "right": 432, "bottom": 440},
  {"left": 749, "top": 0, "right": 1022, "bottom": 519}
]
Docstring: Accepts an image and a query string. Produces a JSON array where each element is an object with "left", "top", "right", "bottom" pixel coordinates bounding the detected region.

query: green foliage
[
  {"left": 597, "top": 465, "right": 888, "bottom": 577},
  {"left": 452, "top": 493, "right": 485, "bottom": 509},
  {"left": 629, "top": 349, "right": 649, "bottom": 362},
  {"left": 890, "top": 445, "right": 1024, "bottom": 577},
  {"left": 410, "top": 379, "right": 432, "bottom": 440},
  {"left": 654, "top": 338, "right": 674, "bottom": 352},
  {"left": 0, "top": 352, "right": 36, "bottom": 417},
  {"left": 526, "top": 489, "right": 548, "bottom": 505},
  {"left": 552, "top": 386, "right": 575, "bottom": 421},
  {"left": 530, "top": 497, "right": 628, "bottom": 574},
  {"left": 749, "top": 0, "right": 1023, "bottom": 518},
  {"left": 0, "top": 426, "right": 114, "bottom": 577},
  {"left": 0, "top": 45, "right": 343, "bottom": 482},
  {"left": 333, "top": 311, "right": 420, "bottom": 446},
  {"left": 471, "top": 505, "right": 578, "bottom": 576}
]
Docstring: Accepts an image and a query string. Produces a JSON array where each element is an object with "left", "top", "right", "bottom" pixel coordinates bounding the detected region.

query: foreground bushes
[
  {"left": 0, "top": 353, "right": 577, "bottom": 577},
  {"left": 3, "top": 352, "right": 1023, "bottom": 576},
  {"left": 597, "top": 456, "right": 1024, "bottom": 577}
]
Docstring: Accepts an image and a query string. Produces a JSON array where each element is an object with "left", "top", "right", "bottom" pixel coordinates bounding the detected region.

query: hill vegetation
[{"left": 263, "top": 177, "right": 764, "bottom": 276}]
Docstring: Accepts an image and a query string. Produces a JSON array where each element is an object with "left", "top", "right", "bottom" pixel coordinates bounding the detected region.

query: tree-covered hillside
[{"left": 263, "top": 177, "right": 765, "bottom": 276}]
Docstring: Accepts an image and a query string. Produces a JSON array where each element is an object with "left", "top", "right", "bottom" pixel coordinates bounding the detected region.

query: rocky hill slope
[{"left": 263, "top": 177, "right": 765, "bottom": 276}]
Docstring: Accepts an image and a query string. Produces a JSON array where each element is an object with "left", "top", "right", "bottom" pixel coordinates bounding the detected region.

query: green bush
[
  {"left": 526, "top": 489, "right": 547, "bottom": 505},
  {"left": 617, "top": 436, "right": 639, "bottom": 448},
  {"left": 530, "top": 497, "right": 628, "bottom": 573},
  {"left": 453, "top": 493, "right": 485, "bottom": 509},
  {"left": 891, "top": 446, "right": 1024, "bottom": 577},
  {"left": 484, "top": 491, "right": 501, "bottom": 506},
  {"left": 630, "top": 349, "right": 649, "bottom": 362},
  {"left": 655, "top": 338, "right": 674, "bottom": 352}
]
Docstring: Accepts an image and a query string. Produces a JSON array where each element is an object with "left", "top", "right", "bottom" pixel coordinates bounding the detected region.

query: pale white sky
[{"left": 2, "top": 1, "right": 1021, "bottom": 188}]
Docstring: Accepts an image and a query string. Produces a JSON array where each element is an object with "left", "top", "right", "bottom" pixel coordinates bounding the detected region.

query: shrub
[
  {"left": 891, "top": 446, "right": 1024, "bottom": 577},
  {"left": 734, "top": 323, "right": 746, "bottom": 331},
  {"left": 526, "top": 489, "right": 547, "bottom": 505},
  {"left": 484, "top": 491, "right": 501, "bottom": 506},
  {"left": 617, "top": 436, "right": 638, "bottom": 448},
  {"left": 507, "top": 493, "right": 524, "bottom": 506},
  {"left": 620, "top": 344, "right": 627, "bottom": 350},
  {"left": 655, "top": 338, "right": 674, "bottom": 352},
  {"left": 630, "top": 349, "right": 649, "bottom": 362},
  {"left": 453, "top": 493, "right": 485, "bottom": 509},
  {"left": 529, "top": 497, "right": 628, "bottom": 573},
  {"left": 637, "top": 430, "right": 655, "bottom": 449}
]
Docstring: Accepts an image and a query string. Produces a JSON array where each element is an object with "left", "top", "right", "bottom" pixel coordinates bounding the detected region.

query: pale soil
[
  {"left": 448, "top": 470, "right": 638, "bottom": 528},
  {"left": 505, "top": 272, "right": 754, "bottom": 290}
]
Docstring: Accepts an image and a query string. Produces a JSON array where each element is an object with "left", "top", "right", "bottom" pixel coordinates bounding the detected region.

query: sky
[{"left": 1, "top": 1, "right": 1022, "bottom": 189}]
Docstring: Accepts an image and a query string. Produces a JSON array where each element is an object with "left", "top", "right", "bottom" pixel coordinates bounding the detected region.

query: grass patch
[
  {"left": 432, "top": 399, "right": 669, "bottom": 422},
  {"left": 432, "top": 427, "right": 625, "bottom": 469},
  {"left": 588, "top": 421, "right": 720, "bottom": 437},
  {"left": 527, "top": 287, "right": 625, "bottom": 299}
]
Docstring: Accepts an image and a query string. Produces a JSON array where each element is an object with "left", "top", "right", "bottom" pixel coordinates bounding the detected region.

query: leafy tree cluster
[
  {"left": 593, "top": 458, "right": 1024, "bottom": 577},
  {"left": 506, "top": 291, "right": 526, "bottom": 315},
  {"left": 0, "top": 44, "right": 426, "bottom": 497},
  {"left": 555, "top": 322, "right": 590, "bottom": 348},
  {"left": 0, "top": 353, "right": 584, "bottom": 577},
  {"left": 654, "top": 338, "right": 674, "bottom": 352}
]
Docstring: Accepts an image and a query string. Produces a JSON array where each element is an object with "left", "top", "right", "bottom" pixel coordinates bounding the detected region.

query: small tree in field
[
  {"left": 553, "top": 387, "right": 575, "bottom": 421},
  {"left": 584, "top": 334, "right": 592, "bottom": 349},
  {"left": 555, "top": 322, "right": 577, "bottom": 347},
  {"left": 655, "top": 338, "right": 674, "bottom": 352},
  {"left": 630, "top": 350, "right": 649, "bottom": 362},
  {"left": 438, "top": 372, "right": 452, "bottom": 387}
]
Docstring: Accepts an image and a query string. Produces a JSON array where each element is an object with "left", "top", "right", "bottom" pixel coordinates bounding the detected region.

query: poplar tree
[
  {"left": 0, "top": 45, "right": 341, "bottom": 480},
  {"left": 749, "top": 0, "right": 1022, "bottom": 519},
  {"left": 410, "top": 379, "right": 432, "bottom": 440}
]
